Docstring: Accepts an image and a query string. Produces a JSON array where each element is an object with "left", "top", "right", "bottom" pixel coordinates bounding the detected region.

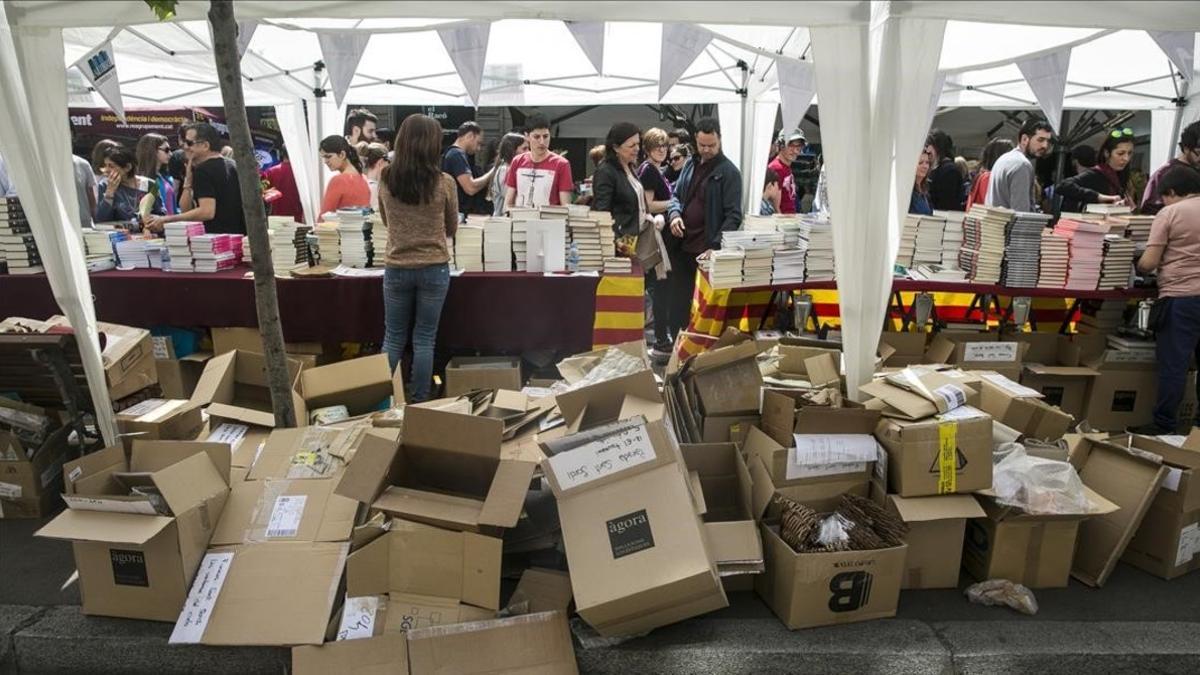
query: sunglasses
[
  {"left": 183, "top": 139, "right": 196, "bottom": 146},
  {"left": 670, "top": 156, "right": 684, "bottom": 162},
  {"left": 1110, "top": 128, "right": 1134, "bottom": 139}
]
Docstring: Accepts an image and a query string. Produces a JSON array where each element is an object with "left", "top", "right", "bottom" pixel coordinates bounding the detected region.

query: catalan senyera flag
[{"left": 592, "top": 274, "right": 645, "bottom": 349}]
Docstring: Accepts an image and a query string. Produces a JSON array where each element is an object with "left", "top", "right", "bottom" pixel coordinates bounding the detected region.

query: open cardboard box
[
  {"left": 1112, "top": 431, "right": 1200, "bottom": 578},
  {"left": 39, "top": 316, "right": 158, "bottom": 400},
  {"left": 680, "top": 443, "right": 764, "bottom": 590},
  {"left": 540, "top": 408, "right": 727, "bottom": 637},
  {"left": 444, "top": 356, "right": 523, "bottom": 396},
  {"left": 0, "top": 425, "right": 70, "bottom": 519},
  {"left": 859, "top": 369, "right": 979, "bottom": 421},
  {"left": 115, "top": 398, "right": 205, "bottom": 448},
  {"left": 679, "top": 340, "right": 763, "bottom": 418},
  {"left": 36, "top": 443, "right": 230, "bottom": 621},
  {"left": 336, "top": 407, "right": 535, "bottom": 535},
  {"left": 976, "top": 377, "right": 1073, "bottom": 442},
  {"left": 300, "top": 353, "right": 404, "bottom": 420},
  {"left": 878, "top": 331, "right": 929, "bottom": 367},
  {"left": 926, "top": 335, "right": 1029, "bottom": 382},
  {"left": 872, "top": 481, "right": 985, "bottom": 589},
  {"left": 191, "top": 350, "right": 305, "bottom": 428}
]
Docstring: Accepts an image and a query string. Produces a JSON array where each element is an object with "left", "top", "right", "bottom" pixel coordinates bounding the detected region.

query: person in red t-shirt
[
  {"left": 262, "top": 148, "right": 304, "bottom": 222},
  {"left": 504, "top": 111, "right": 574, "bottom": 210},
  {"left": 319, "top": 135, "right": 371, "bottom": 218},
  {"left": 767, "top": 129, "right": 805, "bottom": 214}
]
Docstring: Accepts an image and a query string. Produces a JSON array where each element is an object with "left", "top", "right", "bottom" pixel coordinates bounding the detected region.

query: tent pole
[
  {"left": 739, "top": 60, "right": 749, "bottom": 178},
  {"left": 1168, "top": 78, "right": 1190, "bottom": 161}
]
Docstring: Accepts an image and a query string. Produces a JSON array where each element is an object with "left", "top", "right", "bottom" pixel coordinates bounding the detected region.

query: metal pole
[
  {"left": 1167, "top": 79, "right": 1190, "bottom": 166},
  {"left": 313, "top": 61, "right": 326, "bottom": 203}
]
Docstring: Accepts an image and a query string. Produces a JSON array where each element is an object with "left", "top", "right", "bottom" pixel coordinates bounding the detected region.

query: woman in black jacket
[{"left": 1055, "top": 129, "right": 1136, "bottom": 213}]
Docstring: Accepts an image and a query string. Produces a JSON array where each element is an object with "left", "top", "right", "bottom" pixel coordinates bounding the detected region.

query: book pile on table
[
  {"left": 723, "top": 230, "right": 782, "bottom": 286},
  {"left": 567, "top": 216, "right": 605, "bottom": 272},
  {"left": 191, "top": 234, "right": 237, "bottom": 272},
  {"left": 83, "top": 228, "right": 121, "bottom": 272},
  {"left": 1053, "top": 218, "right": 1106, "bottom": 291},
  {"left": 368, "top": 214, "right": 387, "bottom": 267},
  {"left": 163, "top": 221, "right": 204, "bottom": 273},
  {"left": 314, "top": 223, "right": 341, "bottom": 266},
  {"left": 771, "top": 246, "right": 807, "bottom": 284},
  {"left": 592, "top": 211, "right": 616, "bottom": 260},
  {"left": 270, "top": 223, "right": 311, "bottom": 271},
  {"left": 483, "top": 216, "right": 513, "bottom": 272},
  {"left": 934, "top": 210, "right": 966, "bottom": 270},
  {"left": 1037, "top": 229, "right": 1069, "bottom": 289},
  {"left": 914, "top": 214, "right": 948, "bottom": 267},
  {"left": 802, "top": 215, "right": 835, "bottom": 281},
  {"left": 603, "top": 257, "right": 632, "bottom": 274},
  {"left": 896, "top": 215, "right": 919, "bottom": 268},
  {"left": 0, "top": 198, "right": 42, "bottom": 275},
  {"left": 958, "top": 205, "right": 1011, "bottom": 284},
  {"left": 1108, "top": 214, "right": 1153, "bottom": 250},
  {"left": 1002, "top": 211, "right": 1049, "bottom": 288},
  {"left": 1084, "top": 203, "right": 1132, "bottom": 217},
  {"left": 908, "top": 264, "right": 967, "bottom": 281},
  {"left": 114, "top": 238, "right": 150, "bottom": 269},
  {"left": 1099, "top": 235, "right": 1136, "bottom": 289},
  {"left": 705, "top": 248, "right": 744, "bottom": 289},
  {"left": 1077, "top": 298, "right": 1126, "bottom": 335},
  {"left": 511, "top": 218, "right": 529, "bottom": 271},
  {"left": 454, "top": 225, "right": 484, "bottom": 272},
  {"left": 229, "top": 234, "right": 244, "bottom": 263},
  {"left": 333, "top": 210, "right": 369, "bottom": 268},
  {"left": 446, "top": 236, "right": 456, "bottom": 271}
]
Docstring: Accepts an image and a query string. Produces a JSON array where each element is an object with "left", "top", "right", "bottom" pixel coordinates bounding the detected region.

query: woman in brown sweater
[{"left": 378, "top": 114, "right": 459, "bottom": 401}]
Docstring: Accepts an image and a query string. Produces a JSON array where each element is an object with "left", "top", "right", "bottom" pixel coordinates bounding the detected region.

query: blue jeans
[
  {"left": 1153, "top": 296, "right": 1200, "bottom": 430},
  {"left": 383, "top": 264, "right": 450, "bottom": 402}
]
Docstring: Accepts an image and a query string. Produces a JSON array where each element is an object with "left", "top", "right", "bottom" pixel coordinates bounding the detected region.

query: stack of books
[
  {"left": 164, "top": 221, "right": 203, "bottom": 273},
  {"left": 934, "top": 210, "right": 966, "bottom": 270},
  {"left": 454, "top": 225, "right": 484, "bottom": 272},
  {"left": 705, "top": 248, "right": 744, "bottom": 289},
  {"left": 802, "top": 215, "right": 835, "bottom": 281},
  {"left": 958, "top": 205, "right": 1012, "bottom": 284},
  {"left": 1002, "top": 211, "right": 1049, "bottom": 288},
  {"left": 1077, "top": 299, "right": 1127, "bottom": 335},
  {"left": 115, "top": 238, "right": 150, "bottom": 268},
  {"left": 603, "top": 257, "right": 632, "bottom": 274},
  {"left": 483, "top": 216, "right": 513, "bottom": 272},
  {"left": 1037, "top": 229, "right": 1069, "bottom": 289},
  {"left": 314, "top": 223, "right": 341, "bottom": 266},
  {"left": 446, "top": 235, "right": 456, "bottom": 271},
  {"left": 908, "top": 264, "right": 968, "bottom": 281},
  {"left": 229, "top": 234, "right": 244, "bottom": 263},
  {"left": 334, "top": 210, "right": 369, "bottom": 268},
  {"left": 771, "top": 246, "right": 807, "bottom": 284},
  {"left": 270, "top": 224, "right": 311, "bottom": 271},
  {"left": 191, "top": 234, "right": 237, "bottom": 272},
  {"left": 741, "top": 246, "right": 774, "bottom": 286},
  {"left": 1053, "top": 218, "right": 1107, "bottom": 291},
  {"left": 145, "top": 240, "right": 167, "bottom": 270},
  {"left": 567, "top": 216, "right": 605, "bottom": 272},
  {"left": 83, "top": 228, "right": 120, "bottom": 272},
  {"left": 511, "top": 219, "right": 529, "bottom": 271},
  {"left": 595, "top": 213, "right": 616, "bottom": 260},
  {"left": 1084, "top": 203, "right": 1132, "bottom": 217},
  {"left": 1099, "top": 235, "right": 1136, "bottom": 289},
  {"left": 0, "top": 198, "right": 42, "bottom": 275},
  {"left": 1109, "top": 214, "right": 1153, "bottom": 250},
  {"left": 896, "top": 215, "right": 919, "bottom": 268},
  {"left": 368, "top": 214, "right": 387, "bottom": 267}
]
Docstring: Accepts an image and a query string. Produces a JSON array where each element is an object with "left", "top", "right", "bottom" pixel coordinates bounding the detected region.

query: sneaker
[
  {"left": 649, "top": 344, "right": 673, "bottom": 362},
  {"left": 1127, "top": 423, "right": 1173, "bottom": 436}
]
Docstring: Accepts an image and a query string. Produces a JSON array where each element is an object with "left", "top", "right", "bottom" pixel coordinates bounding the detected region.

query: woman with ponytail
[{"left": 319, "top": 134, "right": 371, "bottom": 218}]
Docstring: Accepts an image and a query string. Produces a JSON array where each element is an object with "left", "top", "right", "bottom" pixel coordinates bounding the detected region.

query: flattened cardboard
[
  {"left": 444, "top": 356, "right": 522, "bottom": 396},
  {"left": 292, "top": 633, "right": 410, "bottom": 675},
  {"left": 681, "top": 443, "right": 764, "bottom": 581},
  {"left": 211, "top": 478, "right": 357, "bottom": 545},
  {"left": 508, "top": 568, "right": 573, "bottom": 614},
  {"left": 859, "top": 372, "right": 978, "bottom": 421},
  {"left": 405, "top": 611, "right": 577, "bottom": 675},
  {"left": 889, "top": 494, "right": 984, "bottom": 589},
  {"left": 301, "top": 354, "right": 403, "bottom": 417},
  {"left": 554, "top": 369, "right": 660, "bottom": 433},
  {"left": 345, "top": 519, "right": 502, "bottom": 611},
  {"left": 757, "top": 524, "right": 906, "bottom": 630},
  {"left": 874, "top": 414, "right": 993, "bottom": 497},
  {"left": 248, "top": 426, "right": 366, "bottom": 481}
]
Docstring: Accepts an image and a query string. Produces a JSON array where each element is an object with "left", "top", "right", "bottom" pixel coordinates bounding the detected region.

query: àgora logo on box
[
  {"left": 828, "top": 571, "right": 873, "bottom": 613},
  {"left": 110, "top": 548, "right": 149, "bottom": 587},
  {"left": 606, "top": 509, "right": 655, "bottom": 559}
]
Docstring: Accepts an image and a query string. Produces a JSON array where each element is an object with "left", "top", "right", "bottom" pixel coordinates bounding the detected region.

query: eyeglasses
[
  {"left": 670, "top": 156, "right": 683, "bottom": 162},
  {"left": 1110, "top": 128, "right": 1134, "bottom": 139},
  {"left": 183, "top": 139, "right": 196, "bottom": 147}
]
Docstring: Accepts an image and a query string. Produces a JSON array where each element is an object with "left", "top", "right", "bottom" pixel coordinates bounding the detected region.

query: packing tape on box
[
  {"left": 245, "top": 480, "right": 307, "bottom": 542},
  {"left": 937, "top": 421, "right": 957, "bottom": 494}
]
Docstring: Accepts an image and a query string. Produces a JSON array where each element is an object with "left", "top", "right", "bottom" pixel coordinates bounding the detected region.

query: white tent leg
[
  {"left": 717, "top": 101, "right": 744, "bottom": 180},
  {"left": 0, "top": 14, "right": 117, "bottom": 443},
  {"left": 811, "top": 6, "right": 946, "bottom": 399},
  {"left": 275, "top": 100, "right": 319, "bottom": 226},
  {"left": 744, "top": 100, "right": 779, "bottom": 214},
  {"left": 1151, "top": 108, "right": 1178, "bottom": 173}
]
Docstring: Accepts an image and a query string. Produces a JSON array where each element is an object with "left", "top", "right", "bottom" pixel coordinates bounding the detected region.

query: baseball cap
[{"left": 779, "top": 129, "right": 806, "bottom": 145}]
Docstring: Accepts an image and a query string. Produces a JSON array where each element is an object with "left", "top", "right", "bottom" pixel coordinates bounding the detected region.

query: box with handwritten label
[{"left": 539, "top": 374, "right": 726, "bottom": 637}]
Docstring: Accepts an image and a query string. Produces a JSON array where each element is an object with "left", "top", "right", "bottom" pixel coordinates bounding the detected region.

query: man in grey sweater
[{"left": 986, "top": 118, "right": 1053, "bottom": 212}]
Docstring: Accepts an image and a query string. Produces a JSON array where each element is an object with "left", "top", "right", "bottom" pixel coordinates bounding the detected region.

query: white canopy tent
[{"left": 2, "top": 1, "right": 1199, "bottom": 444}]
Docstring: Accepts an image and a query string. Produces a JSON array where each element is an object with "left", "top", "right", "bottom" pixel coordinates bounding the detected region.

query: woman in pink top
[{"left": 319, "top": 135, "right": 371, "bottom": 218}]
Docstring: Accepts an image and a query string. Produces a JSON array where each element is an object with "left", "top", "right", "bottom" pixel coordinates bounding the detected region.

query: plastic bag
[
  {"left": 815, "top": 513, "right": 853, "bottom": 548},
  {"left": 965, "top": 579, "right": 1039, "bottom": 615},
  {"left": 991, "top": 443, "right": 1092, "bottom": 515},
  {"left": 551, "top": 347, "right": 646, "bottom": 395}
]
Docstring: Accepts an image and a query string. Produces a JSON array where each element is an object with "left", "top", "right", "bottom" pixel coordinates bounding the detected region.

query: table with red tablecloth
[{"left": 0, "top": 268, "right": 645, "bottom": 355}]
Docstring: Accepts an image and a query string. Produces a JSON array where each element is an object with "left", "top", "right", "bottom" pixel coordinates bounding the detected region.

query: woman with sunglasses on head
[
  {"left": 664, "top": 145, "right": 690, "bottom": 187},
  {"left": 136, "top": 133, "right": 177, "bottom": 214},
  {"left": 95, "top": 146, "right": 164, "bottom": 227},
  {"left": 1055, "top": 128, "right": 1137, "bottom": 213}
]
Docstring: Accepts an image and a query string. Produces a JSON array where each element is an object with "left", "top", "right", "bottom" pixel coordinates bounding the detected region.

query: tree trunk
[{"left": 208, "top": 0, "right": 297, "bottom": 428}]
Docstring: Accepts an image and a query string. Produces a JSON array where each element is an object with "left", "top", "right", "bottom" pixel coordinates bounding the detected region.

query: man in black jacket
[{"left": 666, "top": 117, "right": 743, "bottom": 338}]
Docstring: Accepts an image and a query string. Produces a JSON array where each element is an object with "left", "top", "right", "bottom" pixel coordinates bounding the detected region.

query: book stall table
[{"left": 0, "top": 268, "right": 644, "bottom": 355}]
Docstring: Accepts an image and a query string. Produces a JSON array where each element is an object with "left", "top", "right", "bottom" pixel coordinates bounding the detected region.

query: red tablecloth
[{"left": 0, "top": 268, "right": 604, "bottom": 354}]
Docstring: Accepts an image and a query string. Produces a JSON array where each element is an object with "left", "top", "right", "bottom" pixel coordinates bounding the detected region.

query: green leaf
[{"left": 143, "top": 0, "right": 178, "bottom": 21}]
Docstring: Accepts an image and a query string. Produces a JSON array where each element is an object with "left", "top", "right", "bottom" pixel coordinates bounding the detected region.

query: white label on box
[
  {"left": 206, "top": 423, "right": 249, "bottom": 450},
  {"left": 979, "top": 372, "right": 1043, "bottom": 398},
  {"left": 963, "top": 342, "right": 1018, "bottom": 362},
  {"left": 1162, "top": 467, "right": 1183, "bottom": 493},
  {"left": 121, "top": 398, "right": 167, "bottom": 418},
  {"left": 265, "top": 495, "right": 306, "bottom": 538},
  {"left": 139, "top": 399, "right": 189, "bottom": 423},
  {"left": 1177, "top": 523, "right": 1200, "bottom": 567},
  {"left": 336, "top": 595, "right": 382, "bottom": 641},
  {"left": 938, "top": 405, "right": 989, "bottom": 422},
  {"left": 169, "top": 551, "right": 234, "bottom": 644},
  {"left": 547, "top": 423, "right": 657, "bottom": 491},
  {"left": 788, "top": 434, "right": 879, "bottom": 477},
  {"left": 788, "top": 461, "right": 868, "bottom": 479},
  {"left": 62, "top": 495, "right": 159, "bottom": 515},
  {"left": 0, "top": 481, "right": 22, "bottom": 499},
  {"left": 151, "top": 336, "right": 171, "bottom": 360},
  {"left": 67, "top": 466, "right": 83, "bottom": 484},
  {"left": 933, "top": 384, "right": 967, "bottom": 412}
]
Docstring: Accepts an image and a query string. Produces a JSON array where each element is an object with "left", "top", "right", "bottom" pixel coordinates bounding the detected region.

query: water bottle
[{"left": 567, "top": 242, "right": 580, "bottom": 273}]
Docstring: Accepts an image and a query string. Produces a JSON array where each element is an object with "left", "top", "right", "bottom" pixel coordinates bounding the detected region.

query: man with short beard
[{"left": 986, "top": 118, "right": 1053, "bottom": 212}]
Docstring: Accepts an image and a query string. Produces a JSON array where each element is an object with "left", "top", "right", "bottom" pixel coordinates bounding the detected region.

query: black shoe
[
  {"left": 649, "top": 343, "right": 673, "bottom": 362},
  {"left": 1127, "top": 423, "right": 1174, "bottom": 436}
]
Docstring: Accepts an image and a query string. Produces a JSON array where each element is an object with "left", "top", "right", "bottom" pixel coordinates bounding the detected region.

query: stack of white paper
[
  {"left": 483, "top": 216, "right": 513, "bottom": 272},
  {"left": 115, "top": 238, "right": 150, "bottom": 268},
  {"left": 772, "top": 246, "right": 807, "bottom": 285},
  {"left": 706, "top": 248, "right": 744, "bottom": 289}
]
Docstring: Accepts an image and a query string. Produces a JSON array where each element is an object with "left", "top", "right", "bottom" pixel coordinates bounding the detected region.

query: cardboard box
[
  {"left": 59, "top": 316, "right": 157, "bottom": 398},
  {"left": 211, "top": 326, "right": 324, "bottom": 358},
  {"left": 336, "top": 408, "right": 534, "bottom": 535},
  {"left": 777, "top": 341, "right": 841, "bottom": 381},
  {"left": 190, "top": 350, "right": 305, "bottom": 428},
  {"left": 293, "top": 634, "right": 409, "bottom": 675},
  {"left": 681, "top": 443, "right": 764, "bottom": 587},
  {"left": 0, "top": 426, "right": 69, "bottom": 519},
  {"left": 541, "top": 414, "right": 727, "bottom": 636},
  {"left": 300, "top": 354, "right": 403, "bottom": 419},
  {"left": 115, "top": 399, "right": 204, "bottom": 443},
  {"left": 1020, "top": 364, "right": 1099, "bottom": 421},
  {"left": 1081, "top": 349, "right": 1158, "bottom": 431},
  {"left": 873, "top": 411, "right": 993, "bottom": 498},
  {"left": 878, "top": 332, "right": 928, "bottom": 368},
  {"left": 1001, "top": 330, "right": 1064, "bottom": 367},
  {"left": 211, "top": 478, "right": 357, "bottom": 546},
  {"left": 444, "top": 357, "right": 522, "bottom": 396},
  {"left": 887, "top": 494, "right": 985, "bottom": 589},
  {"left": 859, "top": 370, "right": 979, "bottom": 421},
  {"left": 682, "top": 340, "right": 763, "bottom": 417},
  {"left": 927, "top": 335, "right": 1029, "bottom": 382},
  {"left": 169, "top": 542, "right": 348, "bottom": 645},
  {"left": 406, "top": 611, "right": 577, "bottom": 675},
  {"left": 757, "top": 524, "right": 906, "bottom": 629},
  {"left": 156, "top": 353, "right": 211, "bottom": 400},
  {"left": 977, "top": 379, "right": 1073, "bottom": 442},
  {"left": 1113, "top": 433, "right": 1200, "bottom": 578},
  {"left": 346, "top": 519, "right": 503, "bottom": 611},
  {"left": 963, "top": 486, "right": 1118, "bottom": 588},
  {"left": 36, "top": 445, "right": 230, "bottom": 621},
  {"left": 700, "top": 414, "right": 760, "bottom": 443},
  {"left": 1068, "top": 436, "right": 1169, "bottom": 586}
]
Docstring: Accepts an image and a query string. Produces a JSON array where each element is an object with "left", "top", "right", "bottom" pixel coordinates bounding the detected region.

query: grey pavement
[{"left": 3, "top": 513, "right": 1199, "bottom": 674}]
